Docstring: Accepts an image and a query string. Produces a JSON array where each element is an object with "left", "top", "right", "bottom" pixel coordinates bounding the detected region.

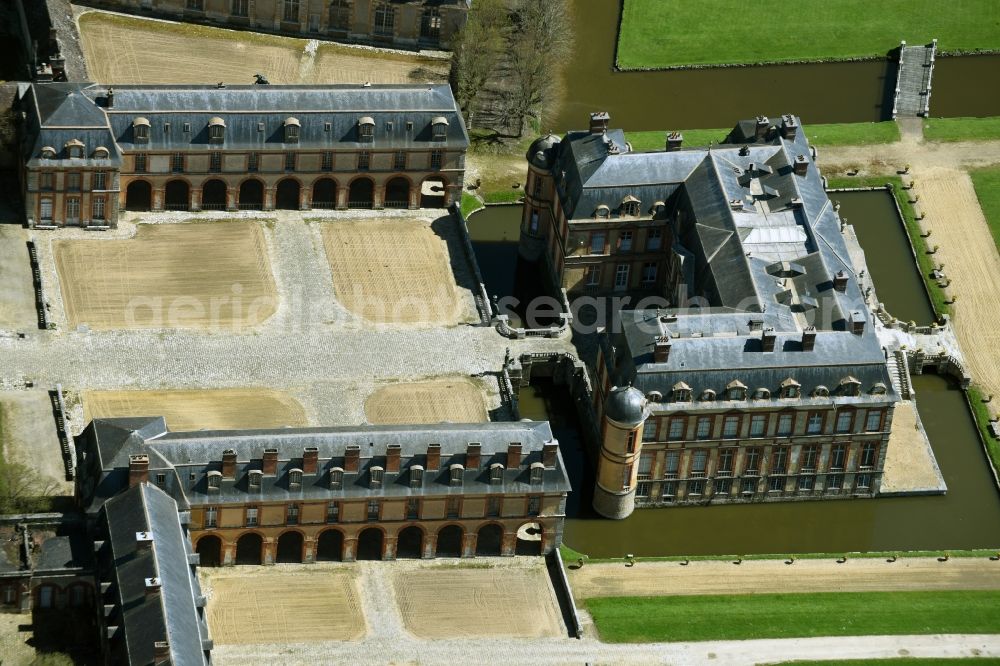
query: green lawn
[
  {"left": 776, "top": 660, "right": 1000, "bottom": 666},
  {"left": 971, "top": 166, "right": 1000, "bottom": 257},
  {"left": 826, "top": 175, "right": 949, "bottom": 317},
  {"left": 924, "top": 116, "right": 1000, "bottom": 142},
  {"left": 617, "top": 0, "right": 1000, "bottom": 68},
  {"left": 586, "top": 590, "right": 1000, "bottom": 643},
  {"left": 627, "top": 121, "right": 899, "bottom": 151},
  {"left": 460, "top": 192, "right": 482, "bottom": 218}
]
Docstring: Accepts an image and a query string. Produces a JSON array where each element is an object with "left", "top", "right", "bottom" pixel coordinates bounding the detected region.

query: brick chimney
[
  {"left": 793, "top": 154, "right": 809, "bottom": 176},
  {"left": 221, "top": 449, "right": 237, "bottom": 479},
  {"left": 755, "top": 115, "right": 770, "bottom": 140},
  {"left": 426, "top": 443, "right": 441, "bottom": 471},
  {"left": 144, "top": 577, "right": 161, "bottom": 599},
  {"left": 542, "top": 441, "right": 559, "bottom": 469},
  {"left": 262, "top": 448, "right": 278, "bottom": 476},
  {"left": 833, "top": 271, "right": 849, "bottom": 293},
  {"left": 129, "top": 455, "right": 149, "bottom": 487},
  {"left": 850, "top": 310, "right": 866, "bottom": 335},
  {"left": 135, "top": 531, "right": 153, "bottom": 551},
  {"left": 344, "top": 445, "right": 360, "bottom": 473},
  {"left": 802, "top": 326, "right": 817, "bottom": 351},
  {"left": 302, "top": 447, "right": 318, "bottom": 475},
  {"left": 466, "top": 443, "right": 481, "bottom": 470},
  {"left": 589, "top": 111, "right": 610, "bottom": 135},
  {"left": 761, "top": 328, "right": 777, "bottom": 352},
  {"left": 780, "top": 114, "right": 798, "bottom": 140},
  {"left": 386, "top": 444, "right": 401, "bottom": 473},
  {"left": 106, "top": 87, "right": 114, "bottom": 108},
  {"left": 507, "top": 443, "right": 523, "bottom": 469},
  {"left": 666, "top": 131, "right": 683, "bottom": 152},
  {"left": 653, "top": 336, "right": 671, "bottom": 363}
]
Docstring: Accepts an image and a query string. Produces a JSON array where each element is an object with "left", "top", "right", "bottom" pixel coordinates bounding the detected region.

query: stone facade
[{"left": 83, "top": 0, "right": 469, "bottom": 49}]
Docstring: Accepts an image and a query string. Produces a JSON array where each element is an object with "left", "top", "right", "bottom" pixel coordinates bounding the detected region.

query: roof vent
[
  {"left": 135, "top": 531, "right": 153, "bottom": 549},
  {"left": 144, "top": 578, "right": 161, "bottom": 596}
]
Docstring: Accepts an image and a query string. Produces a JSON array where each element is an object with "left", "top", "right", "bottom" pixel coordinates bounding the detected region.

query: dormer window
[
  {"left": 288, "top": 468, "right": 303, "bottom": 488},
  {"left": 40, "top": 146, "right": 56, "bottom": 159},
  {"left": 595, "top": 204, "right": 610, "bottom": 218},
  {"left": 701, "top": 389, "right": 716, "bottom": 402},
  {"left": 369, "top": 466, "right": 384, "bottom": 488},
  {"left": 840, "top": 376, "right": 861, "bottom": 397},
  {"left": 409, "top": 465, "right": 424, "bottom": 488},
  {"left": 329, "top": 466, "right": 344, "bottom": 489},
  {"left": 133, "top": 118, "right": 150, "bottom": 143},
  {"left": 780, "top": 378, "right": 801, "bottom": 399},
  {"left": 358, "top": 116, "right": 375, "bottom": 143},
  {"left": 284, "top": 117, "right": 300, "bottom": 143},
  {"left": 248, "top": 469, "right": 262, "bottom": 489},
  {"left": 754, "top": 388, "right": 770, "bottom": 400},
  {"left": 726, "top": 380, "right": 747, "bottom": 401},
  {"left": 871, "top": 382, "right": 887, "bottom": 395},
  {"left": 449, "top": 463, "right": 464, "bottom": 486},
  {"left": 207, "top": 471, "right": 222, "bottom": 491},
  {"left": 431, "top": 116, "right": 448, "bottom": 141},
  {"left": 489, "top": 463, "right": 504, "bottom": 485},
  {"left": 530, "top": 462, "right": 544, "bottom": 485},
  {"left": 208, "top": 117, "right": 226, "bottom": 143},
  {"left": 814, "top": 385, "right": 830, "bottom": 397},
  {"left": 672, "top": 381, "right": 691, "bottom": 402},
  {"left": 621, "top": 195, "right": 640, "bottom": 217},
  {"left": 93, "top": 146, "right": 109, "bottom": 159}
]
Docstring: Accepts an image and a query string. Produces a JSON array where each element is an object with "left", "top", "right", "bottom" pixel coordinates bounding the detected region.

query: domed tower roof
[
  {"left": 604, "top": 385, "right": 647, "bottom": 427},
  {"left": 526, "top": 134, "right": 561, "bottom": 169}
]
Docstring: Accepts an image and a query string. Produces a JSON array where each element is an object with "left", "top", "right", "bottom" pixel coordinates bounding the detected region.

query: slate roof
[
  {"left": 80, "top": 418, "right": 571, "bottom": 514},
  {"left": 98, "top": 483, "right": 210, "bottom": 666}
]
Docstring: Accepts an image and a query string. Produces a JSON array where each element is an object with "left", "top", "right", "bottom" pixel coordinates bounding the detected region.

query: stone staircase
[{"left": 888, "top": 349, "right": 913, "bottom": 400}]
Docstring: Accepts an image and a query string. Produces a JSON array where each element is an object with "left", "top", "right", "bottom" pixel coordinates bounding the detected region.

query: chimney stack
[
  {"left": 761, "top": 328, "right": 777, "bottom": 352},
  {"left": 344, "top": 445, "right": 360, "bottom": 473},
  {"left": 465, "top": 443, "right": 481, "bottom": 470},
  {"left": 589, "top": 111, "right": 610, "bottom": 135},
  {"left": 144, "top": 577, "right": 161, "bottom": 598},
  {"left": 302, "top": 447, "right": 318, "bottom": 475},
  {"left": 129, "top": 455, "right": 149, "bottom": 487},
  {"left": 653, "top": 336, "right": 671, "bottom": 363},
  {"left": 755, "top": 115, "right": 770, "bottom": 140},
  {"left": 507, "top": 443, "right": 523, "bottom": 469},
  {"left": 426, "top": 443, "right": 441, "bottom": 471},
  {"left": 833, "top": 271, "right": 848, "bottom": 293},
  {"left": 221, "top": 449, "right": 237, "bottom": 479},
  {"left": 665, "top": 131, "right": 683, "bottom": 152},
  {"left": 385, "top": 444, "right": 401, "bottom": 473},
  {"left": 850, "top": 310, "right": 866, "bottom": 335},
  {"left": 542, "top": 441, "right": 559, "bottom": 469},
  {"left": 793, "top": 154, "right": 809, "bottom": 176},
  {"left": 106, "top": 87, "right": 114, "bottom": 108},
  {"left": 780, "top": 114, "right": 798, "bottom": 140},
  {"left": 262, "top": 448, "right": 278, "bottom": 476},
  {"left": 802, "top": 326, "right": 817, "bottom": 351},
  {"left": 135, "top": 531, "right": 153, "bottom": 550}
]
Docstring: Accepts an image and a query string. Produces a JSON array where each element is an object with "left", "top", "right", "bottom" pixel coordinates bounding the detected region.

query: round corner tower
[
  {"left": 593, "top": 385, "right": 648, "bottom": 520},
  {"left": 518, "top": 134, "right": 561, "bottom": 262}
]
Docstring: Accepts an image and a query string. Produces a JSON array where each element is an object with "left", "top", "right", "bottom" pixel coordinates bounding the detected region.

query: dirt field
[
  {"left": 201, "top": 565, "right": 365, "bottom": 644},
  {"left": 321, "top": 218, "right": 475, "bottom": 325},
  {"left": 77, "top": 9, "right": 448, "bottom": 85},
  {"left": 365, "top": 377, "right": 488, "bottom": 424},
  {"left": 54, "top": 221, "right": 276, "bottom": 330},
  {"left": 880, "top": 400, "right": 945, "bottom": 493},
  {"left": 568, "top": 557, "right": 1000, "bottom": 601},
  {"left": 392, "top": 562, "right": 563, "bottom": 639},
  {"left": 83, "top": 388, "right": 307, "bottom": 431},
  {"left": 0, "top": 225, "right": 36, "bottom": 332},
  {"left": 0, "top": 391, "right": 73, "bottom": 496}
]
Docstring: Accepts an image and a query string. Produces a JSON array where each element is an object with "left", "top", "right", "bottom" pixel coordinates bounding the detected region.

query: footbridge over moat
[{"left": 892, "top": 39, "right": 938, "bottom": 118}]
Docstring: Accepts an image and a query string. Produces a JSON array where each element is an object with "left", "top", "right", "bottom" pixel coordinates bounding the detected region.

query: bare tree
[
  {"left": 0, "top": 460, "right": 58, "bottom": 514},
  {"left": 450, "top": 0, "right": 509, "bottom": 120}
]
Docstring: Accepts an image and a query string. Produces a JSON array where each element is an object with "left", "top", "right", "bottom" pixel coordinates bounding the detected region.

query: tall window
[
  {"left": 829, "top": 443, "right": 847, "bottom": 470},
  {"left": 248, "top": 152, "right": 259, "bottom": 172},
  {"left": 777, "top": 413, "right": 794, "bottom": 436},
  {"left": 618, "top": 230, "right": 633, "bottom": 251},
  {"left": 66, "top": 172, "right": 81, "bottom": 191},
  {"left": 40, "top": 197, "right": 52, "bottom": 221},
  {"left": 66, "top": 197, "right": 80, "bottom": 223},
  {"left": 527, "top": 496, "right": 541, "bottom": 516},
  {"left": 722, "top": 415, "right": 739, "bottom": 439},
  {"left": 641, "top": 262, "right": 657, "bottom": 284},
  {"left": 134, "top": 124, "right": 149, "bottom": 143},
  {"left": 806, "top": 411, "right": 824, "bottom": 434},
  {"left": 749, "top": 414, "right": 766, "bottom": 437},
  {"left": 209, "top": 122, "right": 225, "bottom": 143},
  {"left": 231, "top": 0, "right": 249, "bottom": 16},
  {"left": 357, "top": 151, "right": 370, "bottom": 170},
  {"left": 92, "top": 197, "right": 105, "bottom": 220},
  {"left": 171, "top": 153, "right": 184, "bottom": 173},
  {"left": 625, "top": 430, "right": 637, "bottom": 454},
  {"left": 329, "top": 0, "right": 351, "bottom": 30},
  {"left": 204, "top": 506, "right": 218, "bottom": 528},
  {"left": 373, "top": 2, "right": 395, "bottom": 36},
  {"left": 285, "top": 152, "right": 296, "bottom": 171},
  {"left": 284, "top": 121, "right": 300, "bottom": 143},
  {"left": 663, "top": 451, "right": 679, "bottom": 479},
  {"left": 394, "top": 151, "right": 407, "bottom": 170},
  {"left": 286, "top": 504, "right": 299, "bottom": 524},
  {"left": 800, "top": 445, "right": 819, "bottom": 471},
  {"left": 288, "top": 469, "right": 303, "bottom": 488},
  {"left": 283, "top": 0, "right": 299, "bottom": 22},
  {"left": 695, "top": 416, "right": 712, "bottom": 440},
  {"left": 367, "top": 500, "right": 380, "bottom": 520},
  {"left": 614, "top": 264, "right": 630, "bottom": 290},
  {"left": 743, "top": 448, "right": 761, "bottom": 475},
  {"left": 326, "top": 502, "right": 340, "bottom": 523},
  {"left": 245, "top": 507, "right": 258, "bottom": 527},
  {"left": 646, "top": 227, "right": 662, "bottom": 251},
  {"left": 209, "top": 152, "right": 221, "bottom": 173},
  {"left": 446, "top": 496, "right": 460, "bottom": 518},
  {"left": 329, "top": 467, "right": 343, "bottom": 489},
  {"left": 865, "top": 410, "right": 884, "bottom": 432},
  {"left": 771, "top": 447, "right": 788, "bottom": 475},
  {"left": 859, "top": 442, "right": 878, "bottom": 469},
  {"left": 322, "top": 152, "right": 333, "bottom": 171},
  {"left": 585, "top": 265, "right": 600, "bottom": 287},
  {"left": 420, "top": 6, "right": 441, "bottom": 39},
  {"left": 487, "top": 496, "right": 500, "bottom": 517},
  {"left": 430, "top": 150, "right": 443, "bottom": 170},
  {"left": 590, "top": 232, "right": 606, "bottom": 254},
  {"left": 93, "top": 171, "right": 106, "bottom": 189},
  {"left": 835, "top": 410, "right": 853, "bottom": 434},
  {"left": 689, "top": 450, "right": 708, "bottom": 478},
  {"left": 667, "top": 417, "right": 685, "bottom": 441},
  {"left": 40, "top": 172, "right": 54, "bottom": 190},
  {"left": 410, "top": 466, "right": 424, "bottom": 488},
  {"left": 359, "top": 120, "right": 375, "bottom": 142},
  {"left": 717, "top": 448, "right": 735, "bottom": 475},
  {"left": 642, "top": 419, "right": 657, "bottom": 442}
]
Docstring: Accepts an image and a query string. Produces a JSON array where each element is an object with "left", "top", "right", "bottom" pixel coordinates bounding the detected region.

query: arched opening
[
  {"left": 435, "top": 525, "right": 463, "bottom": 558},
  {"left": 396, "top": 526, "right": 423, "bottom": 559},
  {"left": 357, "top": 528, "right": 384, "bottom": 560},
  {"left": 384, "top": 177, "right": 410, "bottom": 209},
  {"left": 235, "top": 533, "right": 263, "bottom": 565},
  {"left": 164, "top": 179, "right": 190, "bottom": 211},
  {"left": 276, "top": 531, "right": 304, "bottom": 563},
  {"left": 420, "top": 177, "right": 446, "bottom": 208},
  {"left": 125, "top": 180, "right": 151, "bottom": 211},
  {"left": 201, "top": 179, "right": 227, "bottom": 210},
  {"left": 312, "top": 178, "right": 337, "bottom": 209},
  {"left": 475, "top": 524, "right": 504, "bottom": 556},
  {"left": 316, "top": 529, "right": 344, "bottom": 561},
  {"left": 348, "top": 178, "right": 374, "bottom": 209},
  {"left": 516, "top": 522, "right": 543, "bottom": 556},
  {"left": 239, "top": 179, "right": 264, "bottom": 210},
  {"left": 276, "top": 178, "right": 300, "bottom": 210},
  {"left": 196, "top": 535, "right": 222, "bottom": 567}
]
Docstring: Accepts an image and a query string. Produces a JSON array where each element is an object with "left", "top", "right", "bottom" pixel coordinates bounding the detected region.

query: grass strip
[{"left": 923, "top": 116, "right": 1000, "bottom": 142}]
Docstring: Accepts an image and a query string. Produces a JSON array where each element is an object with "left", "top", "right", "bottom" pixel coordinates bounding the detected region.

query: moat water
[{"left": 554, "top": 0, "right": 1000, "bottom": 131}]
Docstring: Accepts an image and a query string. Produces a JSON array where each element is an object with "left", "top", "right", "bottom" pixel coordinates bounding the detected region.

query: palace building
[
  {"left": 81, "top": 0, "right": 470, "bottom": 50},
  {"left": 76, "top": 417, "right": 571, "bottom": 564},
  {"left": 16, "top": 81, "right": 468, "bottom": 228},
  {"left": 521, "top": 114, "right": 899, "bottom": 518}
]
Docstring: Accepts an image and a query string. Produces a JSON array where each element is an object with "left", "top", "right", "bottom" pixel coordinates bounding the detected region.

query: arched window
[
  {"left": 132, "top": 118, "right": 150, "bottom": 143},
  {"left": 208, "top": 117, "right": 226, "bottom": 143},
  {"left": 726, "top": 380, "right": 747, "bottom": 401},
  {"left": 754, "top": 388, "right": 770, "bottom": 400},
  {"left": 93, "top": 146, "right": 110, "bottom": 159},
  {"left": 288, "top": 468, "right": 303, "bottom": 488},
  {"left": 595, "top": 204, "right": 610, "bottom": 218},
  {"left": 248, "top": 469, "right": 262, "bottom": 489},
  {"left": 490, "top": 463, "right": 504, "bottom": 484},
  {"left": 840, "top": 376, "right": 861, "bottom": 397},
  {"left": 409, "top": 464, "right": 424, "bottom": 488},
  {"left": 369, "top": 466, "right": 384, "bottom": 488},
  {"left": 329, "top": 466, "right": 344, "bottom": 489},
  {"left": 814, "top": 385, "right": 830, "bottom": 397},
  {"left": 207, "top": 471, "right": 222, "bottom": 490},
  {"left": 40, "top": 146, "right": 56, "bottom": 159},
  {"left": 530, "top": 462, "right": 544, "bottom": 485},
  {"left": 870, "top": 382, "right": 887, "bottom": 395},
  {"left": 284, "top": 117, "right": 300, "bottom": 143},
  {"left": 358, "top": 116, "right": 375, "bottom": 142},
  {"left": 449, "top": 464, "right": 464, "bottom": 486},
  {"left": 701, "top": 389, "right": 716, "bottom": 402},
  {"left": 329, "top": 0, "right": 351, "bottom": 30},
  {"left": 431, "top": 116, "right": 448, "bottom": 141}
]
